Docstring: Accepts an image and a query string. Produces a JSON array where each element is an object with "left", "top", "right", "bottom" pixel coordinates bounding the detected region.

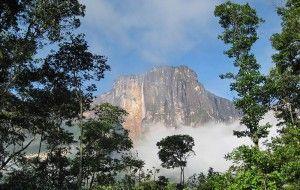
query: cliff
[{"left": 95, "top": 66, "right": 240, "bottom": 139}]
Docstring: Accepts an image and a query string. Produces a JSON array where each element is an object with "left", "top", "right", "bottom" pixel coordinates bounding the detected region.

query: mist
[{"left": 134, "top": 112, "right": 279, "bottom": 180}]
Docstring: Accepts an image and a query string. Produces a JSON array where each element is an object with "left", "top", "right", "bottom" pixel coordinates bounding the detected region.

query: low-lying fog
[
  {"left": 23, "top": 112, "right": 279, "bottom": 182},
  {"left": 134, "top": 112, "right": 279, "bottom": 180}
]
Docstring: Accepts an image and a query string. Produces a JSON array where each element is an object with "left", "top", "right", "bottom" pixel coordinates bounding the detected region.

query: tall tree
[
  {"left": 0, "top": 0, "right": 85, "bottom": 172},
  {"left": 73, "top": 103, "right": 134, "bottom": 189},
  {"left": 156, "top": 134, "right": 195, "bottom": 186},
  {"left": 0, "top": 2, "right": 110, "bottom": 189},
  {"left": 265, "top": 0, "right": 300, "bottom": 125},
  {"left": 42, "top": 34, "right": 110, "bottom": 188},
  {"left": 214, "top": 1, "right": 270, "bottom": 148},
  {"left": 263, "top": 1, "right": 300, "bottom": 188},
  {"left": 211, "top": 1, "right": 300, "bottom": 189}
]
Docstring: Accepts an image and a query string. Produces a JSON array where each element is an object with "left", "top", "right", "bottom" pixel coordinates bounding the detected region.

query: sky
[{"left": 79, "top": 0, "right": 284, "bottom": 100}]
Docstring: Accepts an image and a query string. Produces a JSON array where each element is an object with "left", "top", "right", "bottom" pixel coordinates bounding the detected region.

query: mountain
[{"left": 95, "top": 66, "right": 240, "bottom": 139}]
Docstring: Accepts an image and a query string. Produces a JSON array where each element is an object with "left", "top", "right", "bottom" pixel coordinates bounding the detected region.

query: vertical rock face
[{"left": 96, "top": 66, "right": 240, "bottom": 139}]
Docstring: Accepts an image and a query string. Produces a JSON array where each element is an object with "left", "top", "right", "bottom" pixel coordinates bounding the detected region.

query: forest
[{"left": 0, "top": 0, "right": 299, "bottom": 189}]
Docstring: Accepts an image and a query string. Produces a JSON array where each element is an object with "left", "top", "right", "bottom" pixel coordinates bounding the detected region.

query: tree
[
  {"left": 42, "top": 34, "right": 110, "bottom": 188},
  {"left": 214, "top": 1, "right": 270, "bottom": 148},
  {"left": 0, "top": 1, "right": 110, "bottom": 189},
  {"left": 212, "top": 1, "right": 300, "bottom": 189},
  {"left": 265, "top": 0, "right": 299, "bottom": 125},
  {"left": 121, "top": 152, "right": 145, "bottom": 188},
  {"left": 73, "top": 103, "right": 134, "bottom": 189},
  {"left": 156, "top": 135, "right": 195, "bottom": 186},
  {"left": 187, "top": 168, "right": 232, "bottom": 190},
  {"left": 0, "top": 0, "right": 86, "bottom": 173},
  {"left": 2, "top": 148, "right": 76, "bottom": 190},
  {"left": 263, "top": 1, "right": 300, "bottom": 188},
  {"left": 156, "top": 176, "right": 169, "bottom": 189}
]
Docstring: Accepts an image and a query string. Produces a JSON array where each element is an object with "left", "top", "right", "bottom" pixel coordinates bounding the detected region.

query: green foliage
[
  {"left": 228, "top": 169, "right": 277, "bottom": 190},
  {"left": 269, "top": 124, "right": 300, "bottom": 189},
  {"left": 271, "top": 0, "right": 300, "bottom": 73},
  {"left": 225, "top": 146, "right": 282, "bottom": 189},
  {"left": 45, "top": 32, "right": 110, "bottom": 189},
  {"left": 187, "top": 168, "right": 232, "bottom": 190},
  {"left": 72, "top": 103, "right": 135, "bottom": 188},
  {"left": 0, "top": 0, "right": 299, "bottom": 189},
  {"left": 215, "top": 1, "right": 269, "bottom": 147},
  {"left": 165, "top": 182, "right": 177, "bottom": 190},
  {"left": 264, "top": 67, "right": 299, "bottom": 125},
  {"left": 265, "top": 0, "right": 300, "bottom": 124},
  {"left": 157, "top": 135, "right": 195, "bottom": 185},
  {"left": 121, "top": 152, "right": 146, "bottom": 187},
  {"left": 93, "top": 180, "right": 177, "bottom": 190},
  {"left": 157, "top": 176, "right": 169, "bottom": 189},
  {"left": 214, "top": 1, "right": 263, "bottom": 59},
  {"left": 133, "top": 180, "right": 157, "bottom": 190},
  {"left": 3, "top": 148, "right": 76, "bottom": 189},
  {"left": 261, "top": 1, "right": 300, "bottom": 187},
  {"left": 213, "top": 1, "right": 300, "bottom": 190},
  {"left": 0, "top": 0, "right": 109, "bottom": 176},
  {"left": 0, "top": 1, "right": 110, "bottom": 190},
  {"left": 157, "top": 135, "right": 195, "bottom": 169},
  {"left": 133, "top": 179, "right": 175, "bottom": 190},
  {"left": 93, "top": 185, "right": 122, "bottom": 190}
]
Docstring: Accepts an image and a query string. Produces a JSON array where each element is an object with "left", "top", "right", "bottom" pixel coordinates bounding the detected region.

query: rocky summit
[{"left": 95, "top": 66, "right": 240, "bottom": 139}]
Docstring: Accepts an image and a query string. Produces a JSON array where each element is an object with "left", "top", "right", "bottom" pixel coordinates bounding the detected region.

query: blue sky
[{"left": 79, "top": 0, "right": 283, "bottom": 100}]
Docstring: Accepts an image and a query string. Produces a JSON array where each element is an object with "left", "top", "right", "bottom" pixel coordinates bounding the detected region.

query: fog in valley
[{"left": 134, "top": 112, "right": 279, "bottom": 180}]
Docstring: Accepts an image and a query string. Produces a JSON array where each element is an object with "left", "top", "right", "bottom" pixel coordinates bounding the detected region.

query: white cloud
[
  {"left": 83, "top": 0, "right": 219, "bottom": 64},
  {"left": 135, "top": 121, "right": 248, "bottom": 181},
  {"left": 134, "top": 112, "right": 279, "bottom": 181}
]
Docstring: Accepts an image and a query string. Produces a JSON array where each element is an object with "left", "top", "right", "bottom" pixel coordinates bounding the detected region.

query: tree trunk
[
  {"left": 77, "top": 96, "right": 84, "bottom": 190},
  {"left": 138, "top": 169, "right": 141, "bottom": 183},
  {"left": 37, "top": 134, "right": 43, "bottom": 159},
  {"left": 89, "top": 173, "right": 95, "bottom": 189},
  {"left": 180, "top": 167, "right": 184, "bottom": 185},
  {"left": 182, "top": 167, "right": 185, "bottom": 186},
  {"left": 253, "top": 135, "right": 259, "bottom": 149},
  {"left": 288, "top": 102, "right": 294, "bottom": 124},
  {"left": 254, "top": 140, "right": 259, "bottom": 148}
]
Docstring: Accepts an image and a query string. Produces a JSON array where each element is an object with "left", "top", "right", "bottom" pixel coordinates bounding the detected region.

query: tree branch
[{"left": 0, "top": 137, "right": 35, "bottom": 170}]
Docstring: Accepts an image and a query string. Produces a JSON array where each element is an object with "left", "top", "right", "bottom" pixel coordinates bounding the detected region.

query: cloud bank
[{"left": 134, "top": 112, "right": 279, "bottom": 181}]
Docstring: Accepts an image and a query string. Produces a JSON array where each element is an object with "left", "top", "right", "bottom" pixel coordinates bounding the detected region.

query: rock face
[{"left": 96, "top": 66, "right": 240, "bottom": 139}]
